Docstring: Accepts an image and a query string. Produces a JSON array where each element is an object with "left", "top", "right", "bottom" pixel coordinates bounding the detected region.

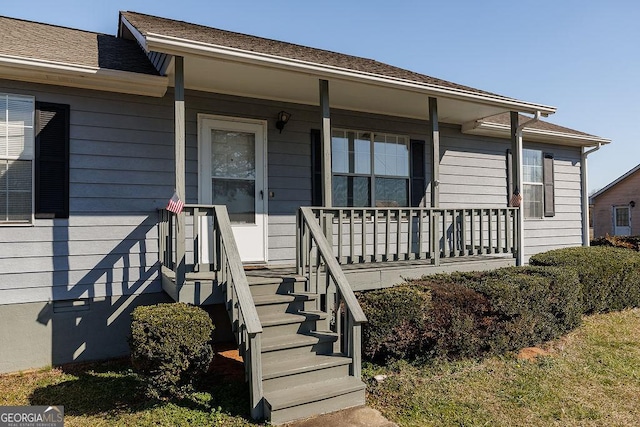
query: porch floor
[{"left": 245, "top": 254, "right": 515, "bottom": 291}]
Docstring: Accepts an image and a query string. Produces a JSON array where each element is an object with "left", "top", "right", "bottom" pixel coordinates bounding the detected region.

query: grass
[
  {"left": 364, "top": 308, "right": 640, "bottom": 426},
  {"left": 1, "top": 309, "right": 638, "bottom": 426},
  {"left": 0, "top": 358, "right": 261, "bottom": 426}
]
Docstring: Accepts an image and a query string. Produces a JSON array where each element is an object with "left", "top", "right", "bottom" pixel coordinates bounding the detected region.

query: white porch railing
[
  {"left": 159, "top": 205, "right": 263, "bottom": 419},
  {"left": 298, "top": 207, "right": 519, "bottom": 266}
]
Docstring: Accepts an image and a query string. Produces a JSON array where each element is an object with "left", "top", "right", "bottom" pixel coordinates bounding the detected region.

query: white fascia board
[
  {"left": 0, "top": 54, "right": 168, "bottom": 97},
  {"left": 462, "top": 120, "right": 611, "bottom": 147},
  {"left": 144, "top": 33, "right": 557, "bottom": 115}
]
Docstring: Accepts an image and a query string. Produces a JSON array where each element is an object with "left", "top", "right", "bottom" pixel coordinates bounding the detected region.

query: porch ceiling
[{"left": 167, "top": 55, "right": 529, "bottom": 125}]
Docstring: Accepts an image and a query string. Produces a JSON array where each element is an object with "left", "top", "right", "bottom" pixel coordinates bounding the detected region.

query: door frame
[{"left": 197, "top": 113, "right": 269, "bottom": 263}]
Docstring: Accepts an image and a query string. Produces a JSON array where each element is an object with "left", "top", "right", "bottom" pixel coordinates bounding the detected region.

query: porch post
[
  {"left": 319, "top": 79, "right": 332, "bottom": 207},
  {"left": 175, "top": 56, "right": 186, "bottom": 286},
  {"left": 510, "top": 112, "right": 524, "bottom": 265},
  {"left": 429, "top": 97, "right": 441, "bottom": 265},
  {"left": 429, "top": 97, "right": 440, "bottom": 208}
]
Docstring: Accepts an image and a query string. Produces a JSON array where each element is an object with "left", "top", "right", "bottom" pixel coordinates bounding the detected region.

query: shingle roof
[
  {"left": 590, "top": 164, "right": 640, "bottom": 201},
  {"left": 120, "top": 11, "right": 511, "bottom": 100},
  {"left": 0, "top": 15, "right": 159, "bottom": 75},
  {"left": 484, "top": 112, "right": 597, "bottom": 137}
]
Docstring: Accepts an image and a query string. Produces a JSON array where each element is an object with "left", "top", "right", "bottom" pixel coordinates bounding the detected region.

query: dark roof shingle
[
  {"left": 121, "top": 11, "right": 510, "bottom": 99},
  {"left": 484, "top": 112, "right": 597, "bottom": 137},
  {"left": 0, "top": 16, "right": 159, "bottom": 75}
]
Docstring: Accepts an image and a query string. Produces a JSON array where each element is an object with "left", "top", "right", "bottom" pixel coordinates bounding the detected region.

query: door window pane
[
  {"left": 616, "top": 207, "right": 630, "bottom": 227},
  {"left": 211, "top": 130, "right": 255, "bottom": 179},
  {"left": 212, "top": 178, "right": 255, "bottom": 224}
]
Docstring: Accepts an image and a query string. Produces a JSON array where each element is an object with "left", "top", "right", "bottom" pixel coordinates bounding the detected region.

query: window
[
  {"left": 331, "top": 129, "right": 410, "bottom": 207},
  {"left": 0, "top": 94, "right": 35, "bottom": 223},
  {"left": 520, "top": 148, "right": 555, "bottom": 219},
  {"left": 522, "top": 149, "right": 543, "bottom": 218}
]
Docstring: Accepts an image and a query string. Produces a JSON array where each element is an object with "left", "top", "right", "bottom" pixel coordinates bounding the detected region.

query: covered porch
[{"left": 119, "top": 11, "right": 557, "bottom": 423}]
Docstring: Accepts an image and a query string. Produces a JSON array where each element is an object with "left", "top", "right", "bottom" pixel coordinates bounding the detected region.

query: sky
[{"left": 2, "top": 0, "right": 638, "bottom": 192}]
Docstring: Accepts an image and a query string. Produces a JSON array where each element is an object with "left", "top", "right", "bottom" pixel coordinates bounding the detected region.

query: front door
[
  {"left": 614, "top": 206, "right": 631, "bottom": 236},
  {"left": 198, "top": 115, "right": 268, "bottom": 263}
]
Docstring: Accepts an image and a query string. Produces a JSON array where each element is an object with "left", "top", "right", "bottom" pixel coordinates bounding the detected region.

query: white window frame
[
  {"left": 0, "top": 93, "right": 35, "bottom": 224},
  {"left": 522, "top": 148, "right": 544, "bottom": 219},
  {"left": 331, "top": 128, "right": 410, "bottom": 207}
]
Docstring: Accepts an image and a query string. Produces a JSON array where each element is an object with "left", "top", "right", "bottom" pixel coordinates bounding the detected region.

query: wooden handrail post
[{"left": 249, "top": 332, "right": 264, "bottom": 420}]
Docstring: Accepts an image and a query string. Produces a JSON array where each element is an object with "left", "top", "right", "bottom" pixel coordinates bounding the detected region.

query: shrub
[
  {"left": 412, "top": 279, "right": 494, "bottom": 360},
  {"left": 530, "top": 246, "right": 640, "bottom": 314},
  {"left": 357, "top": 285, "right": 431, "bottom": 362},
  {"left": 470, "top": 267, "right": 582, "bottom": 351},
  {"left": 130, "top": 303, "right": 214, "bottom": 399},
  {"left": 591, "top": 235, "right": 640, "bottom": 251},
  {"left": 415, "top": 267, "right": 581, "bottom": 358},
  {"left": 359, "top": 265, "right": 582, "bottom": 363}
]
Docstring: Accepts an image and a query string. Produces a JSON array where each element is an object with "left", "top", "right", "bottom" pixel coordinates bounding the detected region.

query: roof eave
[
  {"left": 590, "top": 164, "right": 640, "bottom": 200},
  {"left": 0, "top": 54, "right": 168, "bottom": 97},
  {"left": 461, "top": 120, "right": 611, "bottom": 147},
  {"left": 140, "top": 32, "right": 556, "bottom": 116}
]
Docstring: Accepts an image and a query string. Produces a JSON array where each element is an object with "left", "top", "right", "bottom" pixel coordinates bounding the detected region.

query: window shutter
[
  {"left": 310, "top": 129, "right": 322, "bottom": 206},
  {"left": 543, "top": 152, "right": 555, "bottom": 217},
  {"left": 35, "top": 102, "right": 70, "bottom": 219},
  {"left": 410, "top": 140, "right": 426, "bottom": 207}
]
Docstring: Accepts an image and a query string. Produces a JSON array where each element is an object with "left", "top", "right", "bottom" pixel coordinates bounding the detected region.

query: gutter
[
  {"left": 581, "top": 143, "right": 602, "bottom": 246},
  {"left": 0, "top": 54, "right": 168, "bottom": 97}
]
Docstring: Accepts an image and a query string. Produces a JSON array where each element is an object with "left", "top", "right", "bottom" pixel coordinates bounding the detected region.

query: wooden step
[
  {"left": 253, "top": 293, "right": 318, "bottom": 317},
  {"left": 261, "top": 331, "right": 338, "bottom": 363},
  {"left": 248, "top": 276, "right": 307, "bottom": 296},
  {"left": 264, "top": 376, "right": 366, "bottom": 425},
  {"left": 259, "top": 311, "right": 327, "bottom": 339},
  {"left": 262, "top": 353, "right": 352, "bottom": 393}
]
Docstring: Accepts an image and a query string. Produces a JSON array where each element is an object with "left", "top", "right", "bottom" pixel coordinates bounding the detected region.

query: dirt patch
[
  {"left": 209, "top": 342, "right": 244, "bottom": 381},
  {"left": 517, "top": 347, "right": 551, "bottom": 361}
]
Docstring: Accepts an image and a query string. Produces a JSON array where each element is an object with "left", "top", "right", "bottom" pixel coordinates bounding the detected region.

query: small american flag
[
  {"left": 166, "top": 190, "right": 184, "bottom": 214},
  {"left": 509, "top": 187, "right": 522, "bottom": 208}
]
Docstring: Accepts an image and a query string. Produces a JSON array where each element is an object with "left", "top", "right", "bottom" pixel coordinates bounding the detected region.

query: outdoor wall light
[
  {"left": 631, "top": 201, "right": 636, "bottom": 208},
  {"left": 276, "top": 111, "right": 291, "bottom": 133}
]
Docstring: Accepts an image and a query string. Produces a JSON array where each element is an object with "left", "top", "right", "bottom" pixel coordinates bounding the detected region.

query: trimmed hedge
[
  {"left": 130, "top": 303, "right": 214, "bottom": 399},
  {"left": 357, "top": 285, "right": 431, "bottom": 362},
  {"left": 358, "top": 266, "right": 582, "bottom": 363},
  {"left": 530, "top": 246, "right": 640, "bottom": 314}
]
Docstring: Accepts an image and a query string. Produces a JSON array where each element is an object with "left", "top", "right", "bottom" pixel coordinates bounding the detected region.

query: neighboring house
[
  {"left": 590, "top": 164, "right": 640, "bottom": 237},
  {"left": 0, "top": 11, "right": 610, "bottom": 423}
]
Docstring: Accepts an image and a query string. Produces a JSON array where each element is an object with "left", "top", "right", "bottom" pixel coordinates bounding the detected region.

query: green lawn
[
  {"left": 1, "top": 309, "right": 638, "bottom": 426},
  {"left": 365, "top": 308, "right": 640, "bottom": 426}
]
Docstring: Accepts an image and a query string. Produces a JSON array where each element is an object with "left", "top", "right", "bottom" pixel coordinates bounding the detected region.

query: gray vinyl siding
[
  {"left": 521, "top": 143, "right": 583, "bottom": 260},
  {"left": 0, "top": 78, "right": 585, "bottom": 305},
  {"left": 0, "top": 79, "right": 173, "bottom": 305}
]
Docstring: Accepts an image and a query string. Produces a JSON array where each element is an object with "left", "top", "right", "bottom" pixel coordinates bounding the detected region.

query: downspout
[
  {"left": 515, "top": 111, "right": 541, "bottom": 265},
  {"left": 581, "top": 143, "right": 602, "bottom": 246}
]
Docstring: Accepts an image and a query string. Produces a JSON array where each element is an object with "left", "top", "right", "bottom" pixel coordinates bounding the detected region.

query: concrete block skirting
[{"left": 0, "top": 292, "right": 172, "bottom": 374}]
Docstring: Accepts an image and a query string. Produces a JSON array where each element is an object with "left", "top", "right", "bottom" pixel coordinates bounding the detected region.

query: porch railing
[
  {"left": 296, "top": 207, "right": 368, "bottom": 379},
  {"left": 299, "top": 207, "right": 519, "bottom": 266},
  {"left": 158, "top": 205, "right": 263, "bottom": 419}
]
